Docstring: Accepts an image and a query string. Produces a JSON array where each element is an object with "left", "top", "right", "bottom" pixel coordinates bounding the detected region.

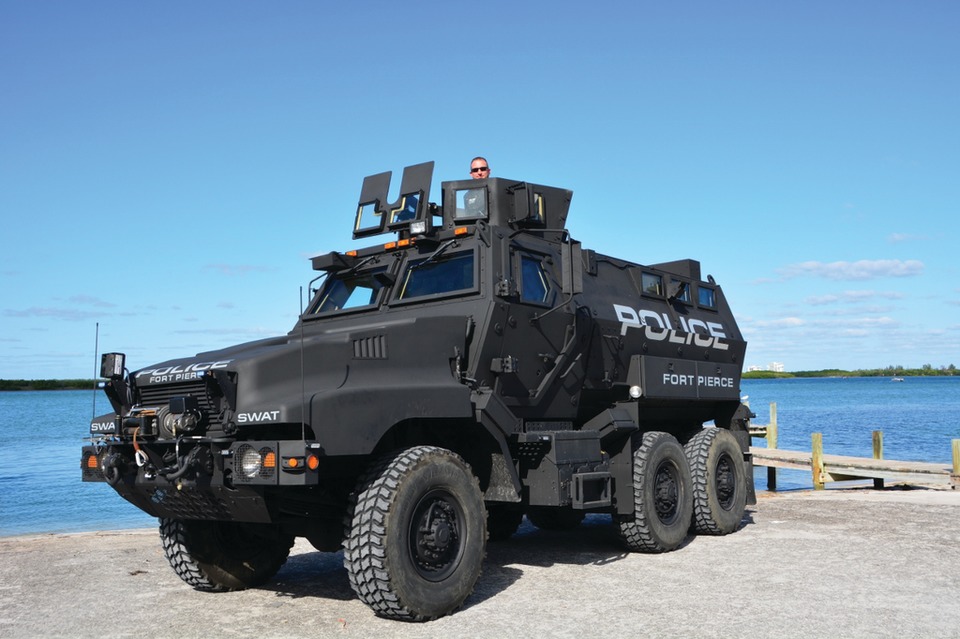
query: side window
[
  {"left": 698, "top": 285, "right": 717, "bottom": 308},
  {"left": 641, "top": 272, "right": 663, "bottom": 296},
  {"left": 397, "top": 252, "right": 475, "bottom": 300},
  {"left": 520, "top": 254, "right": 551, "bottom": 304},
  {"left": 670, "top": 278, "right": 691, "bottom": 302}
]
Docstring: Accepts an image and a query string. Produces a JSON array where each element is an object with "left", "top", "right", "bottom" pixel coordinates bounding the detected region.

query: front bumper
[{"left": 81, "top": 439, "right": 322, "bottom": 522}]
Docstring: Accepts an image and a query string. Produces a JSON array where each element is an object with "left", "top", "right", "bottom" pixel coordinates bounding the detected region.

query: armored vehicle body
[{"left": 83, "top": 162, "right": 755, "bottom": 620}]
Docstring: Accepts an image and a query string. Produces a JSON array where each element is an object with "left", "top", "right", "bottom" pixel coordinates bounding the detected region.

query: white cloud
[
  {"left": 888, "top": 232, "right": 928, "bottom": 243},
  {"left": 204, "top": 264, "right": 276, "bottom": 276},
  {"left": 67, "top": 295, "right": 117, "bottom": 308},
  {"left": 805, "top": 290, "right": 904, "bottom": 306},
  {"left": 779, "top": 259, "right": 924, "bottom": 281},
  {"left": 752, "top": 317, "right": 805, "bottom": 329}
]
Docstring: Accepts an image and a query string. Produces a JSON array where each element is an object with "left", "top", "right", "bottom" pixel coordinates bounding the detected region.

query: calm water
[{"left": 1, "top": 378, "right": 958, "bottom": 537}]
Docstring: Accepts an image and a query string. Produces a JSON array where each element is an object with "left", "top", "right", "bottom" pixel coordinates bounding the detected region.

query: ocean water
[{"left": 1, "top": 378, "right": 958, "bottom": 537}]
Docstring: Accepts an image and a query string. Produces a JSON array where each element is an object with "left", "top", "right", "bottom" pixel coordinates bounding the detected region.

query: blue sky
[{"left": 2, "top": 1, "right": 958, "bottom": 378}]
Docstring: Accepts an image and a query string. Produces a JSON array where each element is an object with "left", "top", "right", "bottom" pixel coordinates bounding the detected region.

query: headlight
[
  {"left": 238, "top": 445, "right": 262, "bottom": 477},
  {"left": 235, "top": 444, "right": 277, "bottom": 479}
]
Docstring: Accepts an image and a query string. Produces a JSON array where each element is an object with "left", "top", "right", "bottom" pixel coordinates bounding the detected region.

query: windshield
[
  {"left": 397, "top": 252, "right": 475, "bottom": 300},
  {"left": 310, "top": 268, "right": 388, "bottom": 314}
]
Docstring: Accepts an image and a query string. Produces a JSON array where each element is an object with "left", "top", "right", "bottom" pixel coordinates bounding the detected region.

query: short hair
[{"left": 471, "top": 156, "right": 488, "bottom": 165}]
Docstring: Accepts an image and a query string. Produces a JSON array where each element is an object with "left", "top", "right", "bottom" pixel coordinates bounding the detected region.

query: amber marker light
[
  {"left": 263, "top": 451, "right": 277, "bottom": 469},
  {"left": 383, "top": 241, "right": 397, "bottom": 250},
  {"left": 346, "top": 250, "right": 358, "bottom": 257},
  {"left": 307, "top": 455, "right": 320, "bottom": 470},
  {"left": 454, "top": 227, "right": 469, "bottom": 236},
  {"left": 86, "top": 454, "right": 99, "bottom": 469}
]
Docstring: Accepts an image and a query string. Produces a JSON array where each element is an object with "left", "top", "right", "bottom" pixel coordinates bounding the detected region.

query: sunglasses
[{"left": 470, "top": 166, "right": 489, "bottom": 173}]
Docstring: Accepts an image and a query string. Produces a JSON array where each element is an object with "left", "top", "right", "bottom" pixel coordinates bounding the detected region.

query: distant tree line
[
  {"left": 744, "top": 364, "right": 957, "bottom": 379},
  {"left": 3, "top": 364, "right": 957, "bottom": 389},
  {"left": 0, "top": 379, "right": 98, "bottom": 391}
]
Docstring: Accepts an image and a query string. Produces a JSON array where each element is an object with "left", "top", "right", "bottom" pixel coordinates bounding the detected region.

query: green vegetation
[
  {"left": 3, "top": 365, "right": 957, "bottom": 389},
  {"left": 743, "top": 364, "right": 957, "bottom": 379},
  {"left": 0, "top": 379, "right": 98, "bottom": 391}
]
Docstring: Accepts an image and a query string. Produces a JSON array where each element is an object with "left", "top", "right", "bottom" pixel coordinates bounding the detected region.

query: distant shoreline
[
  {"left": 2, "top": 369, "right": 957, "bottom": 390},
  {"left": 743, "top": 368, "right": 957, "bottom": 379},
  {"left": 0, "top": 379, "right": 98, "bottom": 391}
]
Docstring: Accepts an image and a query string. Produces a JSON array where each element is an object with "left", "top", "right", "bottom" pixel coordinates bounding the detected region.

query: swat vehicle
[{"left": 82, "top": 161, "right": 754, "bottom": 621}]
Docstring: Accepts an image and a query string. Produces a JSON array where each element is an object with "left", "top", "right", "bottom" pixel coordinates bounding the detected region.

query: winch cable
[{"left": 132, "top": 427, "right": 148, "bottom": 467}]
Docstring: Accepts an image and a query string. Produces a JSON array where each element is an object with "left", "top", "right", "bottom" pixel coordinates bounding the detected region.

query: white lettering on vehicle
[
  {"left": 136, "top": 360, "right": 233, "bottom": 384},
  {"left": 660, "top": 373, "right": 735, "bottom": 389},
  {"left": 613, "top": 304, "right": 729, "bottom": 351},
  {"left": 90, "top": 421, "right": 116, "bottom": 432},
  {"left": 237, "top": 411, "right": 280, "bottom": 423}
]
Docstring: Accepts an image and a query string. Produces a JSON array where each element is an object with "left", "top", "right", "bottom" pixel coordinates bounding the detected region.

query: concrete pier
[{"left": 2, "top": 489, "right": 959, "bottom": 638}]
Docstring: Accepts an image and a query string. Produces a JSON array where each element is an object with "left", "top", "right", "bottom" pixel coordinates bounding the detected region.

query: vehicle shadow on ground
[{"left": 261, "top": 509, "right": 758, "bottom": 610}]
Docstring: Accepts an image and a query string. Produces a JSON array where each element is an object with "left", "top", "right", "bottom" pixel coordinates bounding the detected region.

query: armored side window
[
  {"left": 520, "top": 254, "right": 551, "bottom": 304},
  {"left": 641, "top": 272, "right": 663, "bottom": 296},
  {"left": 397, "top": 251, "right": 476, "bottom": 301},
  {"left": 455, "top": 187, "right": 487, "bottom": 220},
  {"left": 670, "top": 278, "right": 691, "bottom": 302},
  {"left": 311, "top": 268, "right": 388, "bottom": 314},
  {"left": 698, "top": 285, "right": 717, "bottom": 309}
]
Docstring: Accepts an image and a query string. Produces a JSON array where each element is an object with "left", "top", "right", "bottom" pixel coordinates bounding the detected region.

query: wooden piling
[
  {"left": 873, "top": 431, "right": 884, "bottom": 490},
  {"left": 767, "top": 403, "right": 778, "bottom": 491},
  {"left": 812, "top": 432, "right": 824, "bottom": 490},
  {"left": 953, "top": 439, "right": 959, "bottom": 486}
]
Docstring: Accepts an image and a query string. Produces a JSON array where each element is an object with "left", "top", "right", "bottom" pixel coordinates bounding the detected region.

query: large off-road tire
[
  {"left": 617, "top": 431, "right": 693, "bottom": 553},
  {"left": 344, "top": 446, "right": 487, "bottom": 621},
  {"left": 159, "top": 518, "right": 294, "bottom": 591},
  {"left": 526, "top": 506, "right": 585, "bottom": 531},
  {"left": 486, "top": 504, "right": 524, "bottom": 541},
  {"left": 684, "top": 427, "right": 747, "bottom": 535}
]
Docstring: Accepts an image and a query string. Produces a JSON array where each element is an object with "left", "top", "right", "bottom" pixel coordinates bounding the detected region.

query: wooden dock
[
  {"left": 750, "top": 446, "right": 958, "bottom": 488},
  {"left": 748, "top": 402, "right": 960, "bottom": 490}
]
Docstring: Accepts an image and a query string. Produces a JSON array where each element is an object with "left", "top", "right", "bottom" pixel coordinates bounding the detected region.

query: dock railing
[{"left": 748, "top": 402, "right": 960, "bottom": 490}]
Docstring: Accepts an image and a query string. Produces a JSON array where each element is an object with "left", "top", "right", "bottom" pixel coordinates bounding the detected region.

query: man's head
[{"left": 470, "top": 157, "right": 490, "bottom": 179}]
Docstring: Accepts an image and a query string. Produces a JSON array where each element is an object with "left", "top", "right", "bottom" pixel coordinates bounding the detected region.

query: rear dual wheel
[
  {"left": 684, "top": 427, "right": 747, "bottom": 535},
  {"left": 617, "top": 431, "right": 693, "bottom": 553}
]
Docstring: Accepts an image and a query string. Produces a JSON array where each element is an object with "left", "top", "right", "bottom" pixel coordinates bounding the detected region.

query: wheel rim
[
  {"left": 653, "top": 460, "right": 681, "bottom": 525},
  {"left": 714, "top": 452, "right": 737, "bottom": 511},
  {"left": 408, "top": 488, "right": 465, "bottom": 582}
]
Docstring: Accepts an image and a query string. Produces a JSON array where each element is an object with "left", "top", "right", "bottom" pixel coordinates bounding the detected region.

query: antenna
[
  {"left": 299, "top": 286, "right": 306, "bottom": 441},
  {"left": 91, "top": 322, "right": 99, "bottom": 421}
]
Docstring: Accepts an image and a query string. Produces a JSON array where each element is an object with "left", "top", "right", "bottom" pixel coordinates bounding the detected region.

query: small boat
[{"left": 891, "top": 377, "right": 905, "bottom": 382}]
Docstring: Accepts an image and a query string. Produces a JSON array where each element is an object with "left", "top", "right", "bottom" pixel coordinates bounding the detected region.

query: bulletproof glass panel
[
  {"left": 521, "top": 255, "right": 551, "bottom": 304},
  {"left": 312, "top": 268, "right": 388, "bottom": 313},
  {"left": 398, "top": 252, "right": 475, "bottom": 300},
  {"left": 456, "top": 187, "right": 487, "bottom": 220},
  {"left": 642, "top": 272, "right": 664, "bottom": 296},
  {"left": 355, "top": 202, "right": 383, "bottom": 236},
  {"left": 389, "top": 192, "right": 419, "bottom": 225},
  {"left": 698, "top": 286, "right": 717, "bottom": 308}
]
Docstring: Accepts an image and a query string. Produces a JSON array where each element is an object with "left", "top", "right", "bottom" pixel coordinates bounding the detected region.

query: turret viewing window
[{"left": 455, "top": 187, "right": 487, "bottom": 220}]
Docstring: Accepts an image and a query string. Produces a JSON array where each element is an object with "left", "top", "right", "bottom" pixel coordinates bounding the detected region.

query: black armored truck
[{"left": 83, "top": 162, "right": 755, "bottom": 621}]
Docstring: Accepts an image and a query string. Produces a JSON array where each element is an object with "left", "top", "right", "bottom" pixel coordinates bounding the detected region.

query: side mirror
[{"left": 100, "top": 353, "right": 126, "bottom": 380}]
